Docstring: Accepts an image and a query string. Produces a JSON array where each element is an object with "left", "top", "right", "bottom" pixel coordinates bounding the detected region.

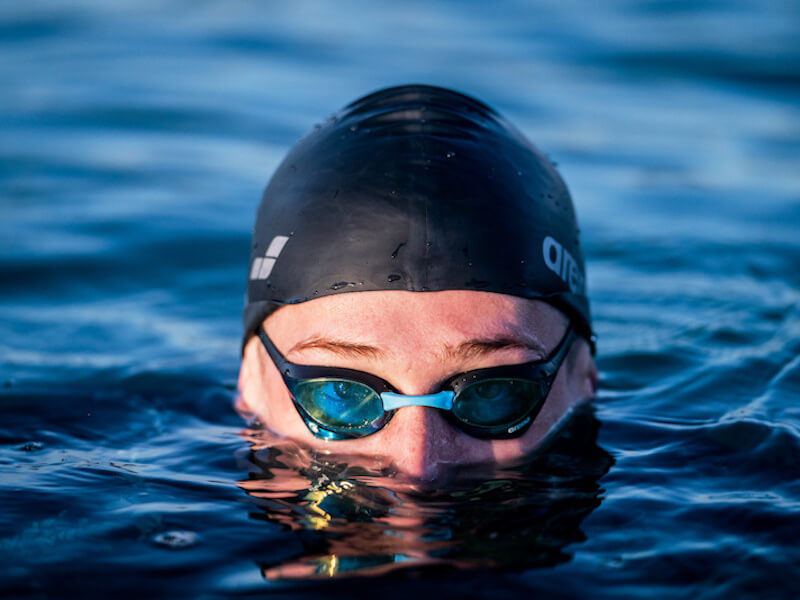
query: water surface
[{"left": 1, "top": 1, "right": 799, "bottom": 598}]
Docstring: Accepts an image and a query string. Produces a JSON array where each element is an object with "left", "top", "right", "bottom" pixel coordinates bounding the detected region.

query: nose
[{"left": 378, "top": 405, "right": 473, "bottom": 481}]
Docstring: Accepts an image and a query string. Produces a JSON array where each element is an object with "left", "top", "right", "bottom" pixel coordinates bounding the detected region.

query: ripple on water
[{"left": 152, "top": 530, "right": 199, "bottom": 550}]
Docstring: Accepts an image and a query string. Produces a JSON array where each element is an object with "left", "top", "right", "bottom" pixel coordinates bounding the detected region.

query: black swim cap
[{"left": 244, "top": 84, "right": 592, "bottom": 348}]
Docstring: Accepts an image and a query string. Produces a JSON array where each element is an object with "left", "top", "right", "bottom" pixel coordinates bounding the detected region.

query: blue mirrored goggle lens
[
  {"left": 451, "top": 378, "right": 541, "bottom": 427},
  {"left": 292, "top": 379, "right": 384, "bottom": 431}
]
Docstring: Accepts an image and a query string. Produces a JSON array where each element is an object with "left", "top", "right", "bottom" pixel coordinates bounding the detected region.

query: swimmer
[{"left": 238, "top": 84, "right": 597, "bottom": 481}]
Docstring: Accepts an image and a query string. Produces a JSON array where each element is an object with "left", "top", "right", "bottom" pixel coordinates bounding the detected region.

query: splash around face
[{"left": 239, "top": 290, "right": 597, "bottom": 481}]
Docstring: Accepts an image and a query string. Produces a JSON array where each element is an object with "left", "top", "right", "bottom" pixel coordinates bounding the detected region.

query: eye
[
  {"left": 316, "top": 381, "right": 374, "bottom": 418},
  {"left": 469, "top": 381, "right": 507, "bottom": 401},
  {"left": 332, "top": 381, "right": 371, "bottom": 402},
  {"left": 293, "top": 379, "right": 383, "bottom": 429},
  {"left": 454, "top": 379, "right": 541, "bottom": 426}
]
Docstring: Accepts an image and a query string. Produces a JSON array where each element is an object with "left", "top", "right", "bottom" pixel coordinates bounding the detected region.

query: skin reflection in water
[{"left": 237, "top": 406, "right": 613, "bottom": 579}]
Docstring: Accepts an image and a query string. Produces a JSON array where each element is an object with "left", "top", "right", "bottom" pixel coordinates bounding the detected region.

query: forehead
[{"left": 265, "top": 290, "right": 568, "bottom": 348}]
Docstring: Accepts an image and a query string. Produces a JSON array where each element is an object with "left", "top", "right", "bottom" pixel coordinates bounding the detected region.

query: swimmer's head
[
  {"left": 244, "top": 84, "right": 592, "bottom": 348},
  {"left": 239, "top": 85, "right": 596, "bottom": 480}
]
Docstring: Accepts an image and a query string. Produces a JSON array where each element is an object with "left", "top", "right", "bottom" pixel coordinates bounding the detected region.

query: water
[{"left": 2, "top": 1, "right": 799, "bottom": 598}]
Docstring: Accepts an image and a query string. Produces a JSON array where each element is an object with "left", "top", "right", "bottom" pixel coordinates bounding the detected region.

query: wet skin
[{"left": 239, "top": 290, "right": 597, "bottom": 481}]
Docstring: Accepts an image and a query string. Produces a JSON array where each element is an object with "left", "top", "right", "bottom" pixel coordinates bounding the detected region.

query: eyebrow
[
  {"left": 288, "top": 335, "right": 546, "bottom": 361},
  {"left": 448, "top": 337, "right": 547, "bottom": 361},
  {"left": 288, "top": 337, "right": 384, "bottom": 360}
]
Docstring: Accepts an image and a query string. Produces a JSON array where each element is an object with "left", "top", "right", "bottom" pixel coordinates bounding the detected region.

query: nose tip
[{"left": 382, "top": 406, "right": 460, "bottom": 481}]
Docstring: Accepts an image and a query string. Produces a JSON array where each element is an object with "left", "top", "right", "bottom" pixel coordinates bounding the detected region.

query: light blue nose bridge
[{"left": 380, "top": 391, "right": 455, "bottom": 411}]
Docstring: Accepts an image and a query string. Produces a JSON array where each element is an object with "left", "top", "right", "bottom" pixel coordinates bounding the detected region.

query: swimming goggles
[{"left": 257, "top": 324, "right": 576, "bottom": 441}]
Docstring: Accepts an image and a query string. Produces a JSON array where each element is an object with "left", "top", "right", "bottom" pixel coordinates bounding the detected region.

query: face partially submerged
[{"left": 239, "top": 290, "right": 597, "bottom": 481}]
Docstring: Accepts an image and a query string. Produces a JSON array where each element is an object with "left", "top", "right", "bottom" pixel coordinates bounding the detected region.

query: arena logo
[
  {"left": 542, "top": 235, "right": 584, "bottom": 294},
  {"left": 250, "top": 235, "right": 290, "bottom": 280}
]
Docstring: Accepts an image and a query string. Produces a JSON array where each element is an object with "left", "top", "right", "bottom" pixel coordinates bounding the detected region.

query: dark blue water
[{"left": 2, "top": 1, "right": 799, "bottom": 598}]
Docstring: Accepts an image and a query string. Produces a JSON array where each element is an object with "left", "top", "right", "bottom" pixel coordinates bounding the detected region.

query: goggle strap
[{"left": 380, "top": 391, "right": 455, "bottom": 411}]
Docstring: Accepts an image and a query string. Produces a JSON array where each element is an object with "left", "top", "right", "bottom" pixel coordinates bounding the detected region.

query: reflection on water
[{"left": 237, "top": 407, "right": 613, "bottom": 579}]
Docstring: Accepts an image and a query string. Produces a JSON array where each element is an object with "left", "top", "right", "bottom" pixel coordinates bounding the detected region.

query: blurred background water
[{"left": 1, "top": 1, "right": 799, "bottom": 598}]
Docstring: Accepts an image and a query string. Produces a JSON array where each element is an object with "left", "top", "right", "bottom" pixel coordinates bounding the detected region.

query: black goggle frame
[{"left": 257, "top": 324, "right": 576, "bottom": 440}]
